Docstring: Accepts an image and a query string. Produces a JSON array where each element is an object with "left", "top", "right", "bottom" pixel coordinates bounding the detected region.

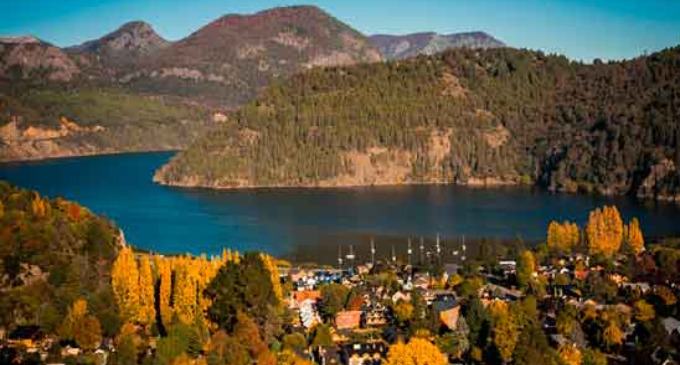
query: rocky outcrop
[{"left": 636, "top": 159, "right": 680, "bottom": 202}]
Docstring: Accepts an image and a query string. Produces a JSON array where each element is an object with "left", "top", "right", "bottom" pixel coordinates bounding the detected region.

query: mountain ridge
[{"left": 369, "top": 31, "right": 505, "bottom": 60}]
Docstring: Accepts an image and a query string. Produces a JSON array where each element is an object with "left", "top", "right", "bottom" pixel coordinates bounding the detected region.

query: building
[
  {"left": 7, "top": 326, "right": 45, "bottom": 349},
  {"left": 336, "top": 311, "right": 362, "bottom": 330},
  {"left": 341, "top": 342, "right": 388, "bottom": 365}
]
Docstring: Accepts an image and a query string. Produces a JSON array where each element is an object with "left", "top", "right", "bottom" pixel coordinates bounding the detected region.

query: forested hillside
[
  {"left": 155, "top": 46, "right": 680, "bottom": 202},
  {"left": 0, "top": 6, "right": 381, "bottom": 161},
  {"left": 0, "top": 182, "right": 122, "bottom": 334}
]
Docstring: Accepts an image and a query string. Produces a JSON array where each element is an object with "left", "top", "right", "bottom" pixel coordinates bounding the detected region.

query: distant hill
[
  {"left": 121, "top": 5, "right": 382, "bottom": 106},
  {"left": 369, "top": 31, "right": 505, "bottom": 60},
  {"left": 155, "top": 46, "right": 680, "bottom": 203},
  {"left": 65, "top": 21, "right": 170, "bottom": 67},
  {"left": 0, "top": 5, "right": 382, "bottom": 161}
]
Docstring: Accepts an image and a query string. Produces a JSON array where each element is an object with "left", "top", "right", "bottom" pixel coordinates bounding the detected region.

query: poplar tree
[
  {"left": 112, "top": 246, "right": 140, "bottom": 322},
  {"left": 587, "top": 206, "right": 624, "bottom": 257},
  {"left": 156, "top": 255, "right": 174, "bottom": 330},
  {"left": 138, "top": 256, "right": 156, "bottom": 327}
]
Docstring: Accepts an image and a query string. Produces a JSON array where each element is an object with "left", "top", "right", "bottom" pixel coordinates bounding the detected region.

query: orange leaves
[
  {"left": 624, "top": 218, "right": 645, "bottom": 255},
  {"left": 587, "top": 206, "right": 624, "bottom": 257},
  {"left": 383, "top": 338, "right": 448, "bottom": 365},
  {"left": 547, "top": 220, "right": 580, "bottom": 253}
]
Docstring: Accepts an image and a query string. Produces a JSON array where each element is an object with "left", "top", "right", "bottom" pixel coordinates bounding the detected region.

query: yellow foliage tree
[
  {"left": 59, "top": 298, "right": 89, "bottom": 340},
  {"left": 31, "top": 193, "right": 47, "bottom": 218},
  {"left": 261, "top": 253, "right": 283, "bottom": 303},
  {"left": 587, "top": 206, "right": 624, "bottom": 257},
  {"left": 624, "top": 218, "right": 645, "bottom": 255},
  {"left": 488, "top": 300, "right": 519, "bottom": 363},
  {"left": 172, "top": 257, "right": 198, "bottom": 324},
  {"left": 383, "top": 338, "right": 447, "bottom": 365},
  {"left": 634, "top": 300, "right": 655, "bottom": 322},
  {"left": 547, "top": 221, "right": 580, "bottom": 253},
  {"left": 156, "top": 255, "right": 174, "bottom": 330},
  {"left": 602, "top": 321, "right": 624, "bottom": 348},
  {"left": 559, "top": 344, "right": 582, "bottom": 365},
  {"left": 138, "top": 256, "right": 156, "bottom": 327},
  {"left": 112, "top": 246, "right": 140, "bottom": 322}
]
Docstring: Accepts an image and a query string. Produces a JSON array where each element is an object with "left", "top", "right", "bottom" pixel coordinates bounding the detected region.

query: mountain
[
  {"left": 369, "top": 31, "right": 505, "bottom": 60},
  {"left": 0, "top": 36, "right": 80, "bottom": 82},
  {"left": 121, "top": 5, "right": 382, "bottom": 106},
  {"left": 154, "top": 46, "right": 680, "bottom": 203},
  {"left": 0, "top": 5, "right": 381, "bottom": 161},
  {"left": 65, "top": 21, "right": 170, "bottom": 67}
]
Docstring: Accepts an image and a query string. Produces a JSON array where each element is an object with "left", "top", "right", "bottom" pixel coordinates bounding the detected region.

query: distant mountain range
[
  {"left": 0, "top": 5, "right": 507, "bottom": 162},
  {"left": 369, "top": 32, "right": 505, "bottom": 60}
]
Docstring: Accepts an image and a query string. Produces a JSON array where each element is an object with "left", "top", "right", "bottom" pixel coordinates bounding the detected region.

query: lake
[{"left": 2, "top": 151, "right": 680, "bottom": 263}]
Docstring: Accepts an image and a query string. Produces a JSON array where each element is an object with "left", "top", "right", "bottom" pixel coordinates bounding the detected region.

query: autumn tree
[
  {"left": 516, "top": 250, "right": 536, "bottom": 288},
  {"left": 59, "top": 298, "right": 89, "bottom": 341},
  {"left": 138, "top": 256, "right": 156, "bottom": 327},
  {"left": 633, "top": 300, "right": 655, "bottom": 322},
  {"left": 559, "top": 344, "right": 582, "bottom": 365},
  {"left": 392, "top": 300, "right": 414, "bottom": 326},
  {"left": 488, "top": 300, "right": 519, "bottom": 363},
  {"left": 261, "top": 253, "right": 283, "bottom": 303},
  {"left": 112, "top": 246, "right": 140, "bottom": 322},
  {"left": 624, "top": 218, "right": 645, "bottom": 255},
  {"left": 74, "top": 315, "right": 102, "bottom": 351},
  {"left": 547, "top": 221, "right": 580, "bottom": 254},
  {"left": 602, "top": 321, "right": 624, "bottom": 349},
  {"left": 383, "top": 338, "right": 447, "bottom": 365},
  {"left": 156, "top": 255, "right": 174, "bottom": 331},
  {"left": 587, "top": 206, "right": 624, "bottom": 257},
  {"left": 173, "top": 257, "right": 199, "bottom": 324}
]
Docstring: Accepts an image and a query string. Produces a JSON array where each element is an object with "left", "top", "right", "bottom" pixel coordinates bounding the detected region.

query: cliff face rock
[
  {"left": 0, "top": 37, "right": 79, "bottom": 81},
  {"left": 370, "top": 31, "right": 505, "bottom": 60},
  {"left": 636, "top": 159, "right": 680, "bottom": 202}
]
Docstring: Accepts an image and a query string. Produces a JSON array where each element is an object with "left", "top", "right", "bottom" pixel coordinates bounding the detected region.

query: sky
[{"left": 1, "top": 0, "right": 680, "bottom": 61}]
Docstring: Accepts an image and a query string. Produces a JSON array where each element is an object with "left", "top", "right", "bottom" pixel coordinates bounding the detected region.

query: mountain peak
[{"left": 67, "top": 20, "right": 169, "bottom": 61}]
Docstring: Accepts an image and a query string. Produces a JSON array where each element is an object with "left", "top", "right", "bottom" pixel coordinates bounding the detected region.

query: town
[{"left": 1, "top": 198, "right": 678, "bottom": 365}]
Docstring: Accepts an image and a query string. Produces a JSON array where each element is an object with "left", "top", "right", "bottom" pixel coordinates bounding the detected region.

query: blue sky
[{"left": 2, "top": 0, "right": 679, "bottom": 61}]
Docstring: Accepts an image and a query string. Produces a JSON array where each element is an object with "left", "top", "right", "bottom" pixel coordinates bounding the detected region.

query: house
[
  {"left": 290, "top": 269, "right": 311, "bottom": 283},
  {"left": 292, "top": 290, "right": 321, "bottom": 309},
  {"left": 336, "top": 311, "right": 362, "bottom": 330},
  {"left": 442, "top": 263, "right": 460, "bottom": 282},
  {"left": 391, "top": 291, "right": 411, "bottom": 304},
  {"left": 341, "top": 342, "right": 388, "bottom": 365},
  {"left": 299, "top": 299, "right": 321, "bottom": 329},
  {"left": 413, "top": 273, "right": 430, "bottom": 290},
  {"left": 439, "top": 306, "right": 461, "bottom": 331},
  {"left": 365, "top": 305, "right": 388, "bottom": 327},
  {"left": 482, "top": 284, "right": 523, "bottom": 301},
  {"left": 621, "top": 282, "right": 651, "bottom": 293},
  {"left": 317, "top": 346, "right": 341, "bottom": 365},
  {"left": 662, "top": 317, "right": 680, "bottom": 338},
  {"left": 7, "top": 325, "right": 45, "bottom": 349}
]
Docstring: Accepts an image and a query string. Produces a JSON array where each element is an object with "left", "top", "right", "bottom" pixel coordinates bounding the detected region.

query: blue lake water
[{"left": 2, "top": 151, "right": 680, "bottom": 261}]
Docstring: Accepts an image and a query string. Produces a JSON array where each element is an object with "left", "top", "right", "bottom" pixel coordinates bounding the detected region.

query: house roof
[
  {"left": 439, "top": 306, "right": 460, "bottom": 331},
  {"left": 662, "top": 317, "right": 680, "bottom": 335},
  {"left": 293, "top": 290, "right": 321, "bottom": 304},
  {"left": 336, "top": 311, "right": 362, "bottom": 330},
  {"left": 8, "top": 325, "right": 44, "bottom": 341}
]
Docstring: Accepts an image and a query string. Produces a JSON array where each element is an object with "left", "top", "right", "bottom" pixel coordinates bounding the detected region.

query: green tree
[
  {"left": 319, "top": 283, "right": 350, "bottom": 321},
  {"left": 205, "top": 252, "right": 279, "bottom": 334}
]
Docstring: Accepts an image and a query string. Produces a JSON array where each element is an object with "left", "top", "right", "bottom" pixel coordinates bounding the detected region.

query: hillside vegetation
[
  {"left": 0, "top": 88, "right": 212, "bottom": 161},
  {"left": 0, "top": 182, "right": 122, "bottom": 334},
  {"left": 155, "top": 46, "right": 680, "bottom": 202}
]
